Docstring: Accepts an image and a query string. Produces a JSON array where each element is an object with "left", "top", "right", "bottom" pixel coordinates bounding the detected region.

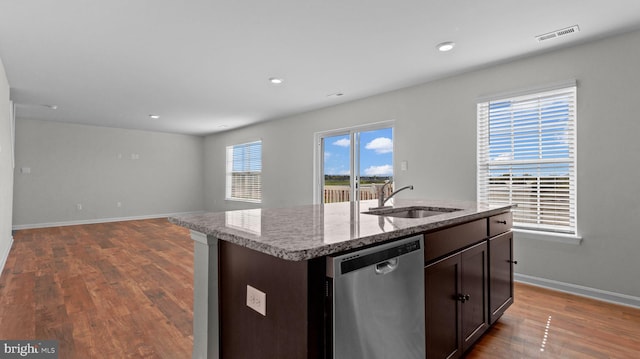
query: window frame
[
  {"left": 313, "top": 121, "right": 395, "bottom": 205},
  {"left": 477, "top": 83, "right": 578, "bottom": 236},
  {"left": 225, "top": 140, "right": 262, "bottom": 203}
]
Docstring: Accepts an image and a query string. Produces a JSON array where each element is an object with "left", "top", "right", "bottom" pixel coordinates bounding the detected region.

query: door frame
[{"left": 313, "top": 120, "right": 395, "bottom": 205}]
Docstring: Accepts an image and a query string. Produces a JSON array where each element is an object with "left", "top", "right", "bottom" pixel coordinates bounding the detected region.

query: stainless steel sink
[{"left": 363, "top": 206, "right": 462, "bottom": 218}]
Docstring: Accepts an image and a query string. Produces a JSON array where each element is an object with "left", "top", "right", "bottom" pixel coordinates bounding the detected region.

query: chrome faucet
[{"left": 377, "top": 181, "right": 414, "bottom": 208}]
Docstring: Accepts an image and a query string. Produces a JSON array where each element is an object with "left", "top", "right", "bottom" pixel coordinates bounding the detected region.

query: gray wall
[
  {"left": 0, "top": 58, "right": 13, "bottom": 272},
  {"left": 204, "top": 29, "right": 640, "bottom": 298},
  {"left": 13, "top": 119, "right": 205, "bottom": 227}
]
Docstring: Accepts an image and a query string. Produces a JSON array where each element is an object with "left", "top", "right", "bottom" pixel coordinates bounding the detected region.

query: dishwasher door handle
[{"left": 375, "top": 258, "right": 399, "bottom": 275}]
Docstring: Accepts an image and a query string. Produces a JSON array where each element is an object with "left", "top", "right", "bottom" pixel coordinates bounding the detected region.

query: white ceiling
[{"left": 1, "top": 1, "right": 640, "bottom": 136}]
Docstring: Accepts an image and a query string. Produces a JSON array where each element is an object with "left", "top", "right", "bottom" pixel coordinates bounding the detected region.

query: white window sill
[
  {"left": 225, "top": 198, "right": 262, "bottom": 204},
  {"left": 513, "top": 228, "right": 583, "bottom": 245}
]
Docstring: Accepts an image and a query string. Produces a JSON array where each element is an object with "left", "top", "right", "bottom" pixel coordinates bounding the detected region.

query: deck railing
[{"left": 324, "top": 184, "right": 393, "bottom": 204}]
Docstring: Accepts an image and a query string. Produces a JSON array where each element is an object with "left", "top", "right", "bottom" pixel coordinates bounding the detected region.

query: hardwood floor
[
  {"left": 0, "top": 219, "right": 194, "bottom": 358},
  {"left": 1, "top": 219, "right": 639, "bottom": 358},
  {"left": 468, "top": 282, "right": 640, "bottom": 359}
]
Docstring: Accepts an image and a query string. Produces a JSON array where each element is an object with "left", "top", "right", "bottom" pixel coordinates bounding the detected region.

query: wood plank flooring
[
  {"left": 1, "top": 219, "right": 639, "bottom": 358},
  {"left": 0, "top": 219, "right": 194, "bottom": 358},
  {"left": 468, "top": 283, "right": 640, "bottom": 358}
]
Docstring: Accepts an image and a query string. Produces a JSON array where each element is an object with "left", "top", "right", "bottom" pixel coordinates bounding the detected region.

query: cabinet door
[
  {"left": 460, "top": 242, "right": 489, "bottom": 352},
  {"left": 425, "top": 254, "right": 461, "bottom": 359},
  {"left": 489, "top": 231, "right": 514, "bottom": 324}
]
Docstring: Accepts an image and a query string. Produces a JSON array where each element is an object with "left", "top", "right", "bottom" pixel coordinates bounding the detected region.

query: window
[
  {"left": 226, "top": 140, "right": 262, "bottom": 203},
  {"left": 477, "top": 85, "right": 577, "bottom": 234}
]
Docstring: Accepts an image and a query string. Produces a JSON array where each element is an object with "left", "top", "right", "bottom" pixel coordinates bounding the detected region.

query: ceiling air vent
[{"left": 536, "top": 25, "right": 580, "bottom": 42}]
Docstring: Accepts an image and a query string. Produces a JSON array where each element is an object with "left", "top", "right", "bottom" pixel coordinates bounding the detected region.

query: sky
[
  {"left": 487, "top": 98, "right": 572, "bottom": 177},
  {"left": 231, "top": 141, "right": 262, "bottom": 172},
  {"left": 323, "top": 127, "right": 393, "bottom": 177}
]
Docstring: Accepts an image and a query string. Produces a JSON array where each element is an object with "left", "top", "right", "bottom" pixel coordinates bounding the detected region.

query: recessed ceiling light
[
  {"left": 269, "top": 77, "right": 284, "bottom": 85},
  {"left": 149, "top": 114, "right": 160, "bottom": 119},
  {"left": 436, "top": 41, "right": 455, "bottom": 52},
  {"left": 327, "top": 92, "right": 344, "bottom": 98}
]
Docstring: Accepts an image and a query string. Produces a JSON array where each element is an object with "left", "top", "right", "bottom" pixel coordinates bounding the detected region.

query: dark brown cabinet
[
  {"left": 460, "top": 242, "right": 490, "bottom": 351},
  {"left": 425, "top": 241, "right": 489, "bottom": 359},
  {"left": 489, "top": 230, "right": 514, "bottom": 324},
  {"left": 424, "top": 211, "right": 514, "bottom": 359},
  {"left": 488, "top": 212, "right": 513, "bottom": 238},
  {"left": 425, "top": 253, "right": 460, "bottom": 359}
]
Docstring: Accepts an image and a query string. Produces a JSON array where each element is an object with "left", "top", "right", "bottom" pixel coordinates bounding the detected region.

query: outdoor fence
[{"left": 324, "top": 184, "right": 393, "bottom": 204}]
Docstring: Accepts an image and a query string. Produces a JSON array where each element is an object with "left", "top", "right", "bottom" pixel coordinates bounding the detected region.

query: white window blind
[
  {"left": 226, "top": 140, "right": 262, "bottom": 203},
  {"left": 477, "top": 86, "right": 577, "bottom": 234}
]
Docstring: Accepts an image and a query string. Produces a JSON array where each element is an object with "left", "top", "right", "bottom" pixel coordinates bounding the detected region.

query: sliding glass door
[{"left": 317, "top": 124, "right": 393, "bottom": 204}]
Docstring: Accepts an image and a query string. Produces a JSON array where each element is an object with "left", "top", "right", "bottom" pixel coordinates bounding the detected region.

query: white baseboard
[
  {"left": 11, "top": 211, "right": 205, "bottom": 230},
  {"left": 0, "top": 235, "right": 13, "bottom": 277},
  {"left": 515, "top": 273, "right": 640, "bottom": 309}
]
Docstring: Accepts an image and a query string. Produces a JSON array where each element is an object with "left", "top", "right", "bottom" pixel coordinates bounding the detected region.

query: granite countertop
[{"left": 169, "top": 199, "right": 513, "bottom": 261}]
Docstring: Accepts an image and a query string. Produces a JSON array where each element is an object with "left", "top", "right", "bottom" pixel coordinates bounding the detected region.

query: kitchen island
[{"left": 170, "top": 199, "right": 514, "bottom": 359}]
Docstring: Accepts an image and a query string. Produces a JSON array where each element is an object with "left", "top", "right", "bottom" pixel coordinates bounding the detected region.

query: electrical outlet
[
  {"left": 117, "top": 202, "right": 122, "bottom": 208},
  {"left": 246, "top": 285, "right": 266, "bottom": 316},
  {"left": 76, "top": 203, "right": 83, "bottom": 211}
]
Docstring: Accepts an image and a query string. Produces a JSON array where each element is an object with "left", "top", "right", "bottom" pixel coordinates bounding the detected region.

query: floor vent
[{"left": 536, "top": 25, "right": 580, "bottom": 42}]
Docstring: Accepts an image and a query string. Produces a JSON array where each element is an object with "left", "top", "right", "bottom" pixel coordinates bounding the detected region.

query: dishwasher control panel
[{"left": 339, "top": 239, "right": 421, "bottom": 275}]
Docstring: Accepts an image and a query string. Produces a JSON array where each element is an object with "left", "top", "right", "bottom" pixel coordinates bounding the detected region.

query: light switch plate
[
  {"left": 401, "top": 160, "right": 408, "bottom": 171},
  {"left": 246, "top": 285, "right": 266, "bottom": 316}
]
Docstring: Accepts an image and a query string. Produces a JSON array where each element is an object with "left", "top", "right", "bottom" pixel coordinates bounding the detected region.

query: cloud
[
  {"left": 325, "top": 167, "right": 350, "bottom": 176},
  {"left": 494, "top": 152, "right": 513, "bottom": 161},
  {"left": 364, "top": 164, "right": 393, "bottom": 176},
  {"left": 365, "top": 137, "right": 393, "bottom": 154},
  {"left": 332, "top": 138, "right": 350, "bottom": 147},
  {"left": 324, "top": 152, "right": 331, "bottom": 159}
]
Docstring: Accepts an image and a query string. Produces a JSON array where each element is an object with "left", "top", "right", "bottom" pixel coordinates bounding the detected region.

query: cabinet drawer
[
  {"left": 489, "top": 212, "right": 512, "bottom": 237},
  {"left": 424, "top": 219, "right": 487, "bottom": 263}
]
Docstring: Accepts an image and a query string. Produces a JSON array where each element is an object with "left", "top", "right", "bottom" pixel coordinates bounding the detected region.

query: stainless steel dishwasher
[{"left": 326, "top": 234, "right": 425, "bottom": 359}]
